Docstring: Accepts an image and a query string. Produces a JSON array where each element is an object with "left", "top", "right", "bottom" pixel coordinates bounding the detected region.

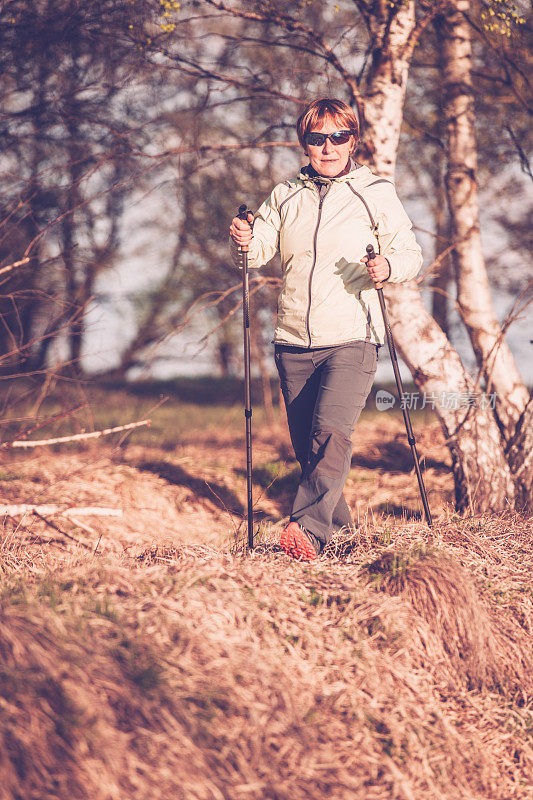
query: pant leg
[
  {"left": 332, "top": 493, "right": 354, "bottom": 530},
  {"left": 275, "top": 346, "right": 353, "bottom": 529},
  {"left": 275, "top": 346, "right": 318, "bottom": 468},
  {"left": 290, "top": 341, "right": 377, "bottom": 544}
]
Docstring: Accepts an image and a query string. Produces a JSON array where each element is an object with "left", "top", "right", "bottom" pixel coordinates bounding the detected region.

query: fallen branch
[
  {"left": 0, "top": 505, "right": 123, "bottom": 517},
  {"left": 3, "top": 419, "right": 150, "bottom": 449}
]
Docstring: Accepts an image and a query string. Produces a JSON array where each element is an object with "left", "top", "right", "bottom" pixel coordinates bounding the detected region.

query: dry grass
[
  {"left": 0, "top": 414, "right": 531, "bottom": 800},
  {"left": 362, "top": 545, "right": 531, "bottom": 694}
]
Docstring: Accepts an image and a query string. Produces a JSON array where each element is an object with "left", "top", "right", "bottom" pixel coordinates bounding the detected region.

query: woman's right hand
[{"left": 230, "top": 212, "right": 254, "bottom": 249}]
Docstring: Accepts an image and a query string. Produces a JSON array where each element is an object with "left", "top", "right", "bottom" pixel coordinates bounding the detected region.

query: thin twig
[
  {"left": 471, "top": 281, "right": 533, "bottom": 396},
  {"left": 93, "top": 533, "right": 103, "bottom": 556},
  {"left": 32, "top": 511, "right": 92, "bottom": 550},
  {"left": 29, "top": 371, "right": 56, "bottom": 419},
  {"left": 136, "top": 139, "right": 301, "bottom": 160},
  {"left": 13, "top": 403, "right": 88, "bottom": 443},
  {"left": 139, "top": 276, "right": 280, "bottom": 367},
  {"left": 416, "top": 242, "right": 457, "bottom": 283}
]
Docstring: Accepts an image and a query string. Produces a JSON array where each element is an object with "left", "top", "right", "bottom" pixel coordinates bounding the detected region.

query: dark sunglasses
[{"left": 305, "top": 130, "right": 355, "bottom": 147}]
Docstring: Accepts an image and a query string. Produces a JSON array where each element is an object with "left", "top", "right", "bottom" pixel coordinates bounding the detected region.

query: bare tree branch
[
  {"left": 0, "top": 258, "right": 29, "bottom": 276},
  {"left": 199, "top": 0, "right": 364, "bottom": 115}
]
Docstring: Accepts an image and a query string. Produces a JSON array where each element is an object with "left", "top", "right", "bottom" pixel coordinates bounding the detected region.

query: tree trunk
[
  {"left": 362, "top": 2, "right": 417, "bottom": 171},
  {"left": 437, "top": 2, "right": 529, "bottom": 442},
  {"left": 362, "top": 0, "right": 515, "bottom": 512},
  {"left": 431, "top": 178, "right": 452, "bottom": 336}
]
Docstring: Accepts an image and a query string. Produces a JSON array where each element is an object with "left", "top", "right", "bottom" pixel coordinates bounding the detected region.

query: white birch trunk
[
  {"left": 361, "top": 0, "right": 515, "bottom": 511},
  {"left": 362, "top": 3, "right": 416, "bottom": 177},
  {"left": 438, "top": 0, "right": 529, "bottom": 440}
]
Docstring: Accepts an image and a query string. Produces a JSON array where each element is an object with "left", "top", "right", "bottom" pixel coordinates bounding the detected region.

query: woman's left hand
[{"left": 361, "top": 253, "right": 391, "bottom": 284}]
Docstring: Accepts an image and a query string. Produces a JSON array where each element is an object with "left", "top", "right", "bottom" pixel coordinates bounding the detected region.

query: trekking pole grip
[
  {"left": 237, "top": 203, "right": 251, "bottom": 253},
  {"left": 366, "top": 244, "right": 383, "bottom": 289}
]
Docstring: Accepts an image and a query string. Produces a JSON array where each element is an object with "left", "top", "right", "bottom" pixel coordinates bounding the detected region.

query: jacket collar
[
  {"left": 297, "top": 160, "right": 378, "bottom": 190},
  {"left": 298, "top": 158, "right": 365, "bottom": 186}
]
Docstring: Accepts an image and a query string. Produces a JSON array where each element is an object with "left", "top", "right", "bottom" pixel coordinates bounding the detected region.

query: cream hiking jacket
[{"left": 230, "top": 163, "right": 422, "bottom": 348}]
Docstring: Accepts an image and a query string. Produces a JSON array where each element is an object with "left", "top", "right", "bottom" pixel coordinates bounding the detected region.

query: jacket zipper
[{"left": 306, "top": 184, "right": 330, "bottom": 347}]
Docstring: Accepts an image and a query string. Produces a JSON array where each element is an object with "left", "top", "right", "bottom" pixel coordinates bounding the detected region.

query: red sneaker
[{"left": 280, "top": 521, "right": 318, "bottom": 561}]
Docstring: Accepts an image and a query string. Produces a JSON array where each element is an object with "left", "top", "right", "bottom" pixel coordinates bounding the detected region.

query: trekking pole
[
  {"left": 238, "top": 204, "right": 254, "bottom": 550},
  {"left": 366, "top": 244, "right": 433, "bottom": 527}
]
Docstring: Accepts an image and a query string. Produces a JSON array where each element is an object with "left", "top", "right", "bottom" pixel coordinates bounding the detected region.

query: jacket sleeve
[
  {"left": 377, "top": 186, "right": 422, "bottom": 283},
  {"left": 229, "top": 187, "right": 282, "bottom": 270}
]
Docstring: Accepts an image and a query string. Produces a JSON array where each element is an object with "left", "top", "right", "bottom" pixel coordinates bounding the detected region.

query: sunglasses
[{"left": 305, "top": 130, "right": 355, "bottom": 147}]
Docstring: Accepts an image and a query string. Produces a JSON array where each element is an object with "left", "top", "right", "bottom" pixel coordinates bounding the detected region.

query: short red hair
[{"left": 296, "top": 98, "right": 359, "bottom": 148}]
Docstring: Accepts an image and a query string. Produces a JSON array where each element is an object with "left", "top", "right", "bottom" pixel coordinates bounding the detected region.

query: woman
[{"left": 229, "top": 98, "right": 422, "bottom": 561}]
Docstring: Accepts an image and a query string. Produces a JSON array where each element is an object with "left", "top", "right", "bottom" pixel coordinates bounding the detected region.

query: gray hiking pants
[{"left": 275, "top": 341, "right": 378, "bottom": 545}]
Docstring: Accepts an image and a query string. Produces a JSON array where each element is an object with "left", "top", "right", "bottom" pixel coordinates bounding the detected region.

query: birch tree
[
  {"left": 436, "top": 0, "right": 530, "bottom": 441},
  {"left": 359, "top": 0, "right": 517, "bottom": 512},
  {"left": 362, "top": 0, "right": 531, "bottom": 510}
]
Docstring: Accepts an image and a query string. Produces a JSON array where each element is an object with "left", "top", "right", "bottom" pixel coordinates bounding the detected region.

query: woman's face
[{"left": 304, "top": 116, "right": 356, "bottom": 177}]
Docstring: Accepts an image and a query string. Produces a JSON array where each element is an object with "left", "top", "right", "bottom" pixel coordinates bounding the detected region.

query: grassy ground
[{"left": 0, "top": 379, "right": 531, "bottom": 799}]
